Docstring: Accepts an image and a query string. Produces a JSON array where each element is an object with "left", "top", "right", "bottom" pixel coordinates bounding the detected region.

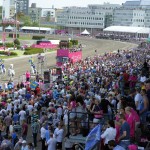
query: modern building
[
  {"left": 41, "top": 8, "right": 56, "bottom": 23},
  {"left": 29, "top": 3, "right": 42, "bottom": 23},
  {"left": 2, "top": 0, "right": 12, "bottom": 19},
  {"left": 56, "top": 3, "right": 121, "bottom": 34},
  {"left": 2, "top": 0, "right": 29, "bottom": 19},
  {"left": 113, "top": 0, "right": 150, "bottom": 27},
  {"left": 16, "top": 0, "right": 29, "bottom": 15}
]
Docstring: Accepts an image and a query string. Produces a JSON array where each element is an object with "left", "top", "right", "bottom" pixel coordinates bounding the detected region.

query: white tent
[
  {"left": 5, "top": 25, "right": 14, "bottom": 31},
  {"left": 81, "top": 29, "right": 90, "bottom": 35},
  {"left": 103, "top": 26, "right": 150, "bottom": 34}
]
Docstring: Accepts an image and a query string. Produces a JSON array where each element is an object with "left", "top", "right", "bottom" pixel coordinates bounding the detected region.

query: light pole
[
  {"left": 39, "top": 16, "right": 41, "bottom": 34},
  {"left": 15, "top": 0, "right": 17, "bottom": 39}
]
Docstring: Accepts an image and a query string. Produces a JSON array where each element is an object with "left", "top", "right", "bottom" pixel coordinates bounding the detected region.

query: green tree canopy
[{"left": 17, "top": 12, "right": 32, "bottom": 26}]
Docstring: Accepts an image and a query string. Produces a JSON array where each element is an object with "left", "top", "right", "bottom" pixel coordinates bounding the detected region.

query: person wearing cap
[
  {"left": 21, "top": 140, "right": 28, "bottom": 150},
  {"left": 14, "top": 138, "right": 23, "bottom": 150}
]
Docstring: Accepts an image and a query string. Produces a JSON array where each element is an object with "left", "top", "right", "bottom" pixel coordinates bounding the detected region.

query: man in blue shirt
[
  {"left": 25, "top": 91, "right": 31, "bottom": 101},
  {"left": 13, "top": 112, "right": 20, "bottom": 124},
  {"left": 118, "top": 114, "right": 130, "bottom": 149},
  {"left": 108, "top": 140, "right": 125, "bottom": 150},
  {"left": 45, "top": 126, "right": 51, "bottom": 142}
]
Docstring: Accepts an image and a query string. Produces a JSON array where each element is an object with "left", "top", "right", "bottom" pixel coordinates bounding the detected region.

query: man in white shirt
[
  {"left": 57, "top": 105, "right": 63, "bottom": 120},
  {"left": 101, "top": 120, "right": 116, "bottom": 147},
  {"left": 41, "top": 123, "right": 46, "bottom": 150},
  {"left": 134, "top": 88, "right": 143, "bottom": 111},
  {"left": 54, "top": 124, "right": 64, "bottom": 150},
  {"left": 46, "top": 133, "right": 57, "bottom": 150},
  {"left": 19, "top": 109, "right": 26, "bottom": 125},
  {"left": 14, "top": 89, "right": 19, "bottom": 98}
]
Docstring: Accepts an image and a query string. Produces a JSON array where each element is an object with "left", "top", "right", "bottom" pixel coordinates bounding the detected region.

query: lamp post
[
  {"left": 15, "top": 0, "right": 17, "bottom": 39},
  {"left": 39, "top": 16, "right": 41, "bottom": 34},
  {"left": 14, "top": 0, "right": 22, "bottom": 39}
]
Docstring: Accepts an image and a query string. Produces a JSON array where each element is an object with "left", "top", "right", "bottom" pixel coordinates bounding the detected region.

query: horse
[
  {"left": 8, "top": 64, "right": 15, "bottom": 80},
  {"left": 31, "top": 65, "right": 37, "bottom": 75}
]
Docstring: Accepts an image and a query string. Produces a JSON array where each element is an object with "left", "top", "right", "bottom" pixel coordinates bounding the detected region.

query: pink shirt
[
  {"left": 131, "top": 109, "right": 140, "bottom": 122},
  {"left": 126, "top": 113, "right": 135, "bottom": 138},
  {"left": 26, "top": 72, "right": 30, "bottom": 78},
  {"left": 115, "top": 125, "right": 120, "bottom": 143}
]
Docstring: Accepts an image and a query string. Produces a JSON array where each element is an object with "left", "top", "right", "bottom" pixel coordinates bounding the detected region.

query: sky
[{"left": 0, "top": 0, "right": 131, "bottom": 8}]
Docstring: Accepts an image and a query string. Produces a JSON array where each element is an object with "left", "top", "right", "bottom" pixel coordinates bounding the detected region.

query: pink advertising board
[
  {"left": 56, "top": 49, "right": 82, "bottom": 66},
  {"left": 57, "top": 49, "right": 69, "bottom": 57},
  {"left": 69, "top": 51, "right": 82, "bottom": 63},
  {"left": 32, "top": 42, "right": 58, "bottom": 49}
]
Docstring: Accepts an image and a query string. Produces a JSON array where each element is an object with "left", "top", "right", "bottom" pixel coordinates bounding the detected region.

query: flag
[
  {"left": 85, "top": 124, "right": 101, "bottom": 150},
  {"left": 30, "top": 81, "right": 38, "bottom": 89}
]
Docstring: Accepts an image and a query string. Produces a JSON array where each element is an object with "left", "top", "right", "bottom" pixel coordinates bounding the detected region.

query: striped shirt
[{"left": 31, "top": 122, "right": 40, "bottom": 133}]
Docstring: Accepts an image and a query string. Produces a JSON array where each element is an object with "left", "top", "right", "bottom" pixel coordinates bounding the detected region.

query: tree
[
  {"left": 14, "top": 39, "right": 20, "bottom": 45},
  {"left": 46, "top": 11, "right": 51, "bottom": 22},
  {"left": 32, "top": 22, "right": 39, "bottom": 27},
  {"left": 17, "top": 12, "right": 32, "bottom": 26}
]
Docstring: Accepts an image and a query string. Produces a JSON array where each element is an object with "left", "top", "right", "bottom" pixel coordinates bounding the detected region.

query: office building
[
  {"left": 113, "top": 0, "right": 150, "bottom": 27},
  {"left": 2, "top": 0, "right": 29, "bottom": 19},
  {"left": 41, "top": 8, "right": 56, "bottom": 23},
  {"left": 16, "top": 0, "right": 29, "bottom": 15},
  {"left": 29, "top": 3, "right": 42, "bottom": 23},
  {"left": 56, "top": 3, "right": 121, "bottom": 34}
]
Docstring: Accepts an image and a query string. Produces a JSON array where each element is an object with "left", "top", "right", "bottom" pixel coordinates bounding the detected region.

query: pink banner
[
  {"left": 57, "top": 49, "right": 69, "bottom": 57},
  {"left": 69, "top": 51, "right": 82, "bottom": 63},
  {"left": 32, "top": 44, "right": 57, "bottom": 49},
  {"left": 2, "top": 32, "right": 6, "bottom": 42}
]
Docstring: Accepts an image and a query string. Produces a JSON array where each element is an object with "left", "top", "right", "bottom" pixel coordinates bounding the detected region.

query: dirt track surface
[{"left": 1, "top": 35, "right": 137, "bottom": 82}]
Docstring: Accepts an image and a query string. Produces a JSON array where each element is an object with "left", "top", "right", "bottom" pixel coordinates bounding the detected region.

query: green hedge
[
  {"left": 24, "top": 48, "right": 43, "bottom": 55},
  {"left": 69, "top": 42, "right": 72, "bottom": 48},
  {"left": 0, "top": 43, "right": 14, "bottom": 48},
  {"left": 70, "top": 40, "right": 78, "bottom": 45},
  {"left": 0, "top": 51, "right": 18, "bottom": 56},
  {"left": 9, "top": 33, "right": 19, "bottom": 38},
  {"left": 32, "top": 36, "right": 45, "bottom": 40}
]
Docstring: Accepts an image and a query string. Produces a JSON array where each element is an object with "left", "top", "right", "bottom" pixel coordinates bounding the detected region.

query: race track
[{"left": 1, "top": 35, "right": 137, "bottom": 82}]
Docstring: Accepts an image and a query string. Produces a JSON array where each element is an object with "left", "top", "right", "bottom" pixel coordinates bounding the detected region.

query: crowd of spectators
[{"left": 0, "top": 44, "right": 149, "bottom": 150}]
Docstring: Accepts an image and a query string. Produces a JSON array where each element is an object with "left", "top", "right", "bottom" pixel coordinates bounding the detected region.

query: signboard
[{"left": 44, "top": 71, "right": 50, "bottom": 84}]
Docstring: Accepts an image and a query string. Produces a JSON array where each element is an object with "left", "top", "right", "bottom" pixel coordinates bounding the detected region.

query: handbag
[{"left": 94, "top": 110, "right": 103, "bottom": 119}]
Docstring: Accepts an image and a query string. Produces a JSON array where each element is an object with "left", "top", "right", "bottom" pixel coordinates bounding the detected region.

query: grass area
[
  {"left": 47, "top": 49, "right": 57, "bottom": 52},
  {"left": 0, "top": 50, "right": 24, "bottom": 59},
  {"left": 0, "top": 49, "right": 56, "bottom": 59},
  {"left": 18, "top": 36, "right": 32, "bottom": 40},
  {"left": 13, "top": 50, "right": 24, "bottom": 56},
  {"left": 7, "top": 36, "right": 32, "bottom": 40},
  {"left": 0, "top": 55, "right": 16, "bottom": 59}
]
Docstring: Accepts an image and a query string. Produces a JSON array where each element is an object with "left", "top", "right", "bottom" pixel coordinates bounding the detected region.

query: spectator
[
  {"left": 101, "top": 120, "right": 116, "bottom": 150},
  {"left": 108, "top": 140, "right": 125, "bottom": 150},
  {"left": 118, "top": 114, "right": 130, "bottom": 149}
]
